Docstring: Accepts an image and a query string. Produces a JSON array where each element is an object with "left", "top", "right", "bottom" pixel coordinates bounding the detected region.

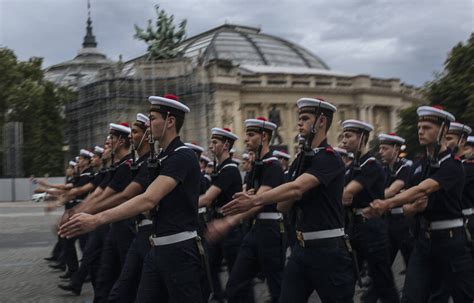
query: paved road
[{"left": 0, "top": 201, "right": 407, "bottom": 302}]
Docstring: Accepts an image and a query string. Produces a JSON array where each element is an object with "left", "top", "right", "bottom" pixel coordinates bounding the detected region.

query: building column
[
  {"left": 367, "top": 105, "right": 374, "bottom": 126},
  {"left": 358, "top": 105, "right": 367, "bottom": 121},
  {"left": 390, "top": 106, "right": 399, "bottom": 131}
]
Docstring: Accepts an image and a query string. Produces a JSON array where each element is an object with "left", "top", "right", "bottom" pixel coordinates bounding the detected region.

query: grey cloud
[{"left": 0, "top": 0, "right": 471, "bottom": 86}]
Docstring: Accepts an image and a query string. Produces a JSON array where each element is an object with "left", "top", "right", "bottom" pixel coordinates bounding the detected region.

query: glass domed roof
[{"left": 178, "top": 24, "right": 330, "bottom": 69}]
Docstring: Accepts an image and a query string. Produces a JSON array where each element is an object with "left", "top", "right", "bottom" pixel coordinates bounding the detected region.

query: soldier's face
[
  {"left": 297, "top": 113, "right": 313, "bottom": 138},
  {"left": 91, "top": 155, "right": 100, "bottom": 167},
  {"left": 417, "top": 121, "right": 439, "bottom": 146},
  {"left": 445, "top": 133, "right": 459, "bottom": 150},
  {"left": 149, "top": 112, "right": 166, "bottom": 140},
  {"left": 130, "top": 125, "right": 145, "bottom": 147},
  {"left": 341, "top": 131, "right": 360, "bottom": 153},
  {"left": 78, "top": 156, "right": 89, "bottom": 168},
  {"left": 379, "top": 144, "right": 397, "bottom": 163},
  {"left": 245, "top": 131, "right": 261, "bottom": 152},
  {"left": 209, "top": 138, "right": 226, "bottom": 157}
]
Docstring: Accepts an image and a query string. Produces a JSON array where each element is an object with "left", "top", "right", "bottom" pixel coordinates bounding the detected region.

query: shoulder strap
[{"left": 360, "top": 157, "right": 376, "bottom": 168}]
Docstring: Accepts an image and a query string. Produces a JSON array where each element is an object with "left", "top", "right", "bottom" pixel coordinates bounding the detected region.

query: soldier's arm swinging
[
  {"left": 342, "top": 180, "right": 363, "bottom": 206},
  {"left": 384, "top": 179, "right": 405, "bottom": 199},
  {"left": 365, "top": 178, "right": 440, "bottom": 217},
  {"left": 59, "top": 175, "right": 178, "bottom": 238},
  {"left": 222, "top": 173, "right": 320, "bottom": 216},
  {"left": 83, "top": 181, "right": 144, "bottom": 215},
  {"left": 198, "top": 185, "right": 222, "bottom": 208}
]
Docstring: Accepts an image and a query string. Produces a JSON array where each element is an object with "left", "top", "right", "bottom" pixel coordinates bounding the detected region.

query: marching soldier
[
  {"left": 341, "top": 119, "right": 400, "bottom": 302},
  {"left": 198, "top": 127, "right": 245, "bottom": 303},
  {"left": 364, "top": 106, "right": 474, "bottom": 302},
  {"left": 220, "top": 97, "right": 355, "bottom": 302},
  {"left": 58, "top": 145, "right": 106, "bottom": 295},
  {"left": 59, "top": 149, "right": 95, "bottom": 279},
  {"left": 224, "top": 117, "right": 286, "bottom": 303},
  {"left": 378, "top": 133, "right": 414, "bottom": 267},
  {"left": 60, "top": 94, "right": 205, "bottom": 303},
  {"left": 429, "top": 121, "right": 473, "bottom": 302},
  {"left": 273, "top": 149, "right": 291, "bottom": 174}
]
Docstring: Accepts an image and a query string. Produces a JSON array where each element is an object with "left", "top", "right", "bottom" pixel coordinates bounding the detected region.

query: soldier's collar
[{"left": 160, "top": 136, "right": 183, "bottom": 157}]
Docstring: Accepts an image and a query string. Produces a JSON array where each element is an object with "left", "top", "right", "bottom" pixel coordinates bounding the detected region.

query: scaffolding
[{"left": 65, "top": 57, "right": 214, "bottom": 159}]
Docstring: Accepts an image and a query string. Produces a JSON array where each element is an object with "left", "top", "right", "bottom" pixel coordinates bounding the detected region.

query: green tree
[
  {"left": 397, "top": 33, "right": 474, "bottom": 158},
  {"left": 134, "top": 5, "right": 187, "bottom": 60},
  {"left": 0, "top": 47, "right": 75, "bottom": 177}
]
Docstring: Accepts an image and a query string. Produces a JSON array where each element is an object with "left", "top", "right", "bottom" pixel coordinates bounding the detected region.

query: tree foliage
[
  {"left": 134, "top": 5, "right": 187, "bottom": 60},
  {"left": 0, "top": 47, "right": 76, "bottom": 177},
  {"left": 397, "top": 33, "right": 474, "bottom": 158}
]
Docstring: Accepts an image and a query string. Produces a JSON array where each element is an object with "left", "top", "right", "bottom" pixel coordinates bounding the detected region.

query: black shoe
[
  {"left": 49, "top": 263, "right": 66, "bottom": 271},
  {"left": 59, "top": 271, "right": 75, "bottom": 279},
  {"left": 44, "top": 256, "right": 57, "bottom": 262},
  {"left": 58, "top": 283, "right": 81, "bottom": 296}
]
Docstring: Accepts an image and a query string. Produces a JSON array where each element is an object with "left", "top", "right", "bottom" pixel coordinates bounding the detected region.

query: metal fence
[{"left": 0, "top": 177, "right": 65, "bottom": 202}]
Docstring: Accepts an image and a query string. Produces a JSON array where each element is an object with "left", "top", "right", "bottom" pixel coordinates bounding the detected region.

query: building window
[
  {"left": 247, "top": 110, "right": 255, "bottom": 119},
  {"left": 339, "top": 110, "right": 345, "bottom": 122}
]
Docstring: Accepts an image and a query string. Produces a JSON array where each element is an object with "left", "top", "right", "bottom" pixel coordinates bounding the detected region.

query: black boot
[
  {"left": 59, "top": 271, "right": 75, "bottom": 279},
  {"left": 58, "top": 283, "right": 81, "bottom": 296},
  {"left": 49, "top": 263, "right": 66, "bottom": 271},
  {"left": 44, "top": 256, "right": 57, "bottom": 262}
]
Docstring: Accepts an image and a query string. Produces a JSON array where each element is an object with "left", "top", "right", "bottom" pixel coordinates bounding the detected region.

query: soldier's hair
[{"left": 157, "top": 112, "right": 184, "bottom": 133}]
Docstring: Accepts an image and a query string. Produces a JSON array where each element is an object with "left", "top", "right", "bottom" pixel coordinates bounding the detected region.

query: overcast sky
[{"left": 0, "top": 0, "right": 472, "bottom": 86}]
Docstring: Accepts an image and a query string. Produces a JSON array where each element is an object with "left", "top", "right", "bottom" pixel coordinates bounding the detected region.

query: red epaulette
[
  {"left": 125, "top": 159, "right": 132, "bottom": 167},
  {"left": 454, "top": 156, "right": 461, "bottom": 162}
]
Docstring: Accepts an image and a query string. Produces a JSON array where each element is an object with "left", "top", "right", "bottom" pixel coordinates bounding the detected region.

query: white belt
[
  {"left": 299, "top": 228, "right": 345, "bottom": 240},
  {"left": 138, "top": 219, "right": 153, "bottom": 227},
  {"left": 354, "top": 208, "right": 364, "bottom": 215},
  {"left": 150, "top": 231, "right": 197, "bottom": 246},
  {"left": 390, "top": 207, "right": 404, "bottom": 215},
  {"left": 256, "top": 212, "right": 283, "bottom": 220},
  {"left": 462, "top": 208, "right": 473, "bottom": 216},
  {"left": 198, "top": 207, "right": 207, "bottom": 214},
  {"left": 430, "top": 219, "right": 464, "bottom": 230}
]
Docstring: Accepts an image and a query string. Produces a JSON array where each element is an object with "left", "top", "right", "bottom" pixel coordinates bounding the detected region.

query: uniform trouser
[
  {"left": 70, "top": 224, "right": 109, "bottom": 292},
  {"left": 107, "top": 224, "right": 153, "bottom": 303},
  {"left": 426, "top": 218, "right": 474, "bottom": 303},
  {"left": 50, "top": 237, "right": 63, "bottom": 260},
  {"left": 387, "top": 214, "right": 414, "bottom": 266},
  {"left": 94, "top": 218, "right": 136, "bottom": 303},
  {"left": 196, "top": 214, "right": 212, "bottom": 302},
  {"left": 135, "top": 238, "right": 205, "bottom": 303},
  {"left": 283, "top": 214, "right": 296, "bottom": 250},
  {"left": 208, "top": 225, "right": 244, "bottom": 302},
  {"left": 279, "top": 237, "right": 355, "bottom": 303},
  {"left": 351, "top": 217, "right": 400, "bottom": 303},
  {"left": 62, "top": 233, "right": 88, "bottom": 272},
  {"left": 226, "top": 220, "right": 285, "bottom": 303}
]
